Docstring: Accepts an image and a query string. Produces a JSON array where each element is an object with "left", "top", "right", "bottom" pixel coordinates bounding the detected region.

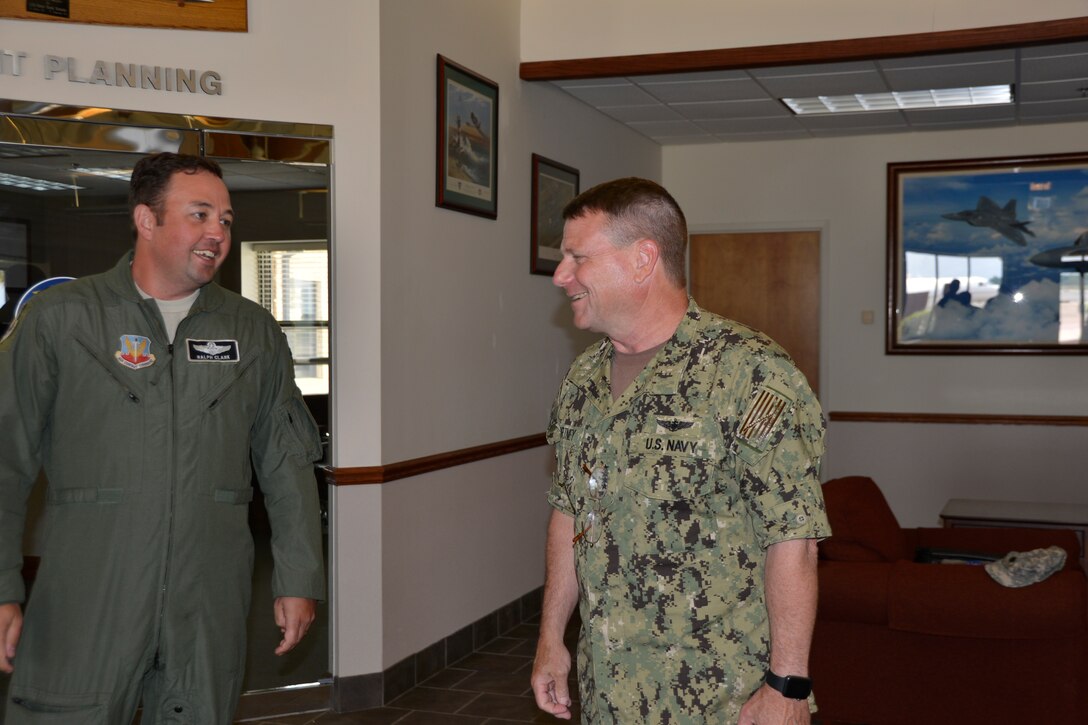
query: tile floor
[
  {"left": 232, "top": 617, "right": 581, "bottom": 724},
  {"left": 231, "top": 616, "right": 847, "bottom": 725}
]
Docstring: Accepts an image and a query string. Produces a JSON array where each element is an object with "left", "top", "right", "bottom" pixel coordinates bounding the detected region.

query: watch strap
[{"left": 764, "top": 670, "right": 812, "bottom": 699}]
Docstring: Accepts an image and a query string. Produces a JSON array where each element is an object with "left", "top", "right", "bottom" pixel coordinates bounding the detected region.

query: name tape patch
[{"left": 186, "top": 339, "right": 240, "bottom": 362}]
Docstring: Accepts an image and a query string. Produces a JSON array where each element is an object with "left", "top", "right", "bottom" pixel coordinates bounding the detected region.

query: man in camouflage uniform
[{"left": 530, "top": 178, "right": 829, "bottom": 724}]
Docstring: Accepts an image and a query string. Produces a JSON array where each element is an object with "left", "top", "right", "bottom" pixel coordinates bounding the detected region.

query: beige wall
[
  {"left": 663, "top": 123, "right": 1088, "bottom": 526},
  {"left": 376, "top": 0, "right": 659, "bottom": 667},
  {"left": 520, "top": 0, "right": 1088, "bottom": 60}
]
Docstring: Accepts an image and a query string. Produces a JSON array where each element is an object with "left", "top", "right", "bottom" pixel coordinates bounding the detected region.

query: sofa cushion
[
  {"left": 888, "top": 560, "right": 1087, "bottom": 639},
  {"left": 819, "top": 476, "right": 906, "bottom": 562},
  {"left": 816, "top": 561, "right": 890, "bottom": 625}
]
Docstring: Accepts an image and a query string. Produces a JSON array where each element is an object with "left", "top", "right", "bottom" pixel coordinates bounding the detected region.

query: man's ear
[
  {"left": 133, "top": 204, "right": 156, "bottom": 239},
  {"left": 634, "top": 238, "right": 660, "bottom": 284}
]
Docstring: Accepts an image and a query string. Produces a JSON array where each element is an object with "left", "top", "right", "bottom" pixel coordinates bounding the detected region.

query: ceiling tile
[
  {"left": 627, "top": 119, "right": 710, "bottom": 138},
  {"left": 637, "top": 76, "right": 769, "bottom": 103},
  {"left": 1019, "top": 96, "right": 1088, "bottom": 118},
  {"left": 671, "top": 98, "right": 790, "bottom": 120},
  {"left": 799, "top": 111, "right": 905, "bottom": 130},
  {"left": 1021, "top": 53, "right": 1088, "bottom": 83},
  {"left": 559, "top": 82, "right": 659, "bottom": 107},
  {"left": 543, "top": 41, "right": 1088, "bottom": 145},
  {"left": 903, "top": 105, "right": 1016, "bottom": 125},
  {"left": 883, "top": 59, "right": 1014, "bottom": 92},
  {"left": 695, "top": 117, "right": 806, "bottom": 134},
  {"left": 879, "top": 49, "right": 1015, "bottom": 69},
  {"left": 1018, "top": 79, "right": 1088, "bottom": 103},
  {"left": 598, "top": 104, "right": 686, "bottom": 123},
  {"left": 752, "top": 68, "right": 887, "bottom": 98},
  {"left": 1021, "top": 41, "right": 1088, "bottom": 59}
]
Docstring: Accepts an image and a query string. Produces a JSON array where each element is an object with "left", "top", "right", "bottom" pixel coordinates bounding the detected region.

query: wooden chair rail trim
[
  {"left": 519, "top": 17, "right": 1088, "bottom": 80},
  {"left": 321, "top": 409, "right": 1085, "bottom": 486},
  {"left": 321, "top": 433, "right": 548, "bottom": 486},
  {"left": 829, "top": 412, "right": 1088, "bottom": 427}
]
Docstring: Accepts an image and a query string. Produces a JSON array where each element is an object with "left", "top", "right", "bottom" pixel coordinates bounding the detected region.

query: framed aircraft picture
[
  {"left": 436, "top": 55, "right": 498, "bottom": 219},
  {"left": 887, "top": 152, "right": 1088, "bottom": 354}
]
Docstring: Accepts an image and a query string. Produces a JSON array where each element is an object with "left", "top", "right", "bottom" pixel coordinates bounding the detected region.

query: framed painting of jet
[
  {"left": 436, "top": 55, "right": 499, "bottom": 219},
  {"left": 887, "top": 152, "right": 1088, "bottom": 354}
]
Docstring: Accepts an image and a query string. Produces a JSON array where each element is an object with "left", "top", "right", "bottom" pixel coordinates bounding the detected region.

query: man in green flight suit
[
  {"left": 530, "top": 178, "right": 830, "bottom": 724},
  {"left": 0, "top": 153, "right": 325, "bottom": 724}
]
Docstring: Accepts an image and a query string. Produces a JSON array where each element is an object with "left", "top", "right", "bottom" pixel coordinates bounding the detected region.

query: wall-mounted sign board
[{"left": 0, "top": 0, "right": 247, "bottom": 32}]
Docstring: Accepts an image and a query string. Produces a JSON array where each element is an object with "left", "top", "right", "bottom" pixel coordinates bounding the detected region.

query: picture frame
[
  {"left": 530, "top": 154, "right": 579, "bottom": 276},
  {"left": 436, "top": 55, "right": 499, "bottom": 219},
  {"left": 0, "top": 0, "right": 248, "bottom": 32},
  {"left": 887, "top": 152, "right": 1088, "bottom": 354}
]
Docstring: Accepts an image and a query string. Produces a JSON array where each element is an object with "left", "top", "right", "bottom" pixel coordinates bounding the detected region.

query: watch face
[
  {"left": 766, "top": 671, "right": 812, "bottom": 699},
  {"left": 782, "top": 676, "right": 812, "bottom": 699}
]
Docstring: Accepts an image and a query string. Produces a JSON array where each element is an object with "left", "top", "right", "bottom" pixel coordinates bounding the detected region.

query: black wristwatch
[{"left": 764, "top": 670, "right": 812, "bottom": 699}]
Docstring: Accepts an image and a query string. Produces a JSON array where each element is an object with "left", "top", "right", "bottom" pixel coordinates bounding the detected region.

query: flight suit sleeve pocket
[
  {"left": 278, "top": 396, "right": 322, "bottom": 462},
  {"left": 214, "top": 487, "right": 255, "bottom": 504}
]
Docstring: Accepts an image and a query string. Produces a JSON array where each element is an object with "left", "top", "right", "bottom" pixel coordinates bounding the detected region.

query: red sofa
[{"left": 812, "top": 476, "right": 1088, "bottom": 725}]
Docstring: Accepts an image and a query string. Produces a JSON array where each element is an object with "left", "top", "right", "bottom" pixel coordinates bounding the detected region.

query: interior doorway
[
  {"left": 0, "top": 105, "right": 333, "bottom": 695},
  {"left": 690, "top": 230, "right": 821, "bottom": 395}
]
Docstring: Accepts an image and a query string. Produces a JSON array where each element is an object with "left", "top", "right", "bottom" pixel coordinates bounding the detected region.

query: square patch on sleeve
[{"left": 737, "top": 386, "right": 791, "bottom": 451}]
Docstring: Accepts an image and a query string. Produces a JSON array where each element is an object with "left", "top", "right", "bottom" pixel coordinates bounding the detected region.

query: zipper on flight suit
[{"left": 137, "top": 296, "right": 179, "bottom": 668}]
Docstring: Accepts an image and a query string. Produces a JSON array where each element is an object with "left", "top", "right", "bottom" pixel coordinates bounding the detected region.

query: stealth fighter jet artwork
[
  {"left": 1029, "top": 231, "right": 1088, "bottom": 274},
  {"left": 942, "top": 196, "right": 1035, "bottom": 246}
]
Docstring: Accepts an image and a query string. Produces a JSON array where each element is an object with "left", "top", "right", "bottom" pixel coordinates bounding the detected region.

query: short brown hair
[
  {"left": 563, "top": 177, "right": 688, "bottom": 285},
  {"left": 129, "top": 152, "right": 224, "bottom": 224}
]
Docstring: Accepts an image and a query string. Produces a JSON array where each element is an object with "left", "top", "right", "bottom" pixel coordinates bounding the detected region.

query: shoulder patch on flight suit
[
  {"left": 737, "top": 386, "right": 790, "bottom": 451},
  {"left": 186, "top": 338, "right": 240, "bottom": 362},
  {"left": 115, "top": 334, "right": 156, "bottom": 370}
]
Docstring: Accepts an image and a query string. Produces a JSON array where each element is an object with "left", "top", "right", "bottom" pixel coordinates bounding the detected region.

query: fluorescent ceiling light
[
  {"left": 74, "top": 167, "right": 133, "bottom": 181},
  {"left": 782, "top": 85, "right": 1013, "bottom": 115},
  {"left": 0, "top": 172, "right": 84, "bottom": 192}
]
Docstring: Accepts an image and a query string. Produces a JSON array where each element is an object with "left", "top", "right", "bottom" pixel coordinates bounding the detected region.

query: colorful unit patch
[
  {"left": 186, "top": 339, "right": 240, "bottom": 362},
  {"left": 115, "top": 334, "right": 156, "bottom": 370},
  {"left": 737, "top": 386, "right": 790, "bottom": 450}
]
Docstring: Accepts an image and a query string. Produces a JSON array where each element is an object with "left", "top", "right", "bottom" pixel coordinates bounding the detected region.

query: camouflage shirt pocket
[{"left": 619, "top": 433, "right": 723, "bottom": 558}]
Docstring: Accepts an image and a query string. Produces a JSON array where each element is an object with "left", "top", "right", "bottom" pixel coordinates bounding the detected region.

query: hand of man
[
  {"left": 531, "top": 638, "right": 574, "bottom": 720},
  {"left": 737, "top": 684, "right": 810, "bottom": 725},
  {"left": 273, "top": 596, "right": 316, "bottom": 656},
  {"left": 0, "top": 602, "right": 23, "bottom": 673}
]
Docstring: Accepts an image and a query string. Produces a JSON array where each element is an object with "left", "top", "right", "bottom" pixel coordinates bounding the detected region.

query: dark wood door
[{"left": 690, "top": 231, "right": 820, "bottom": 395}]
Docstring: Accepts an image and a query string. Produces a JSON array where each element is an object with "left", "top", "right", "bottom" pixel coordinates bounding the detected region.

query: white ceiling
[{"left": 551, "top": 41, "right": 1088, "bottom": 144}]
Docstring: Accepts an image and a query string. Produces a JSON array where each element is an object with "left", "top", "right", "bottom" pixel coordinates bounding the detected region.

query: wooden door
[{"left": 690, "top": 231, "right": 820, "bottom": 395}]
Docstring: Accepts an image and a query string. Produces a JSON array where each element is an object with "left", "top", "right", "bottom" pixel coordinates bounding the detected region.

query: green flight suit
[
  {"left": 0, "top": 253, "right": 325, "bottom": 724},
  {"left": 546, "top": 299, "right": 830, "bottom": 723}
]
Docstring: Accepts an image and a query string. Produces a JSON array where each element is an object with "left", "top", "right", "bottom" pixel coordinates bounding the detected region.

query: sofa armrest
[
  {"left": 914, "top": 527, "right": 1081, "bottom": 571},
  {"left": 888, "top": 560, "right": 1086, "bottom": 639}
]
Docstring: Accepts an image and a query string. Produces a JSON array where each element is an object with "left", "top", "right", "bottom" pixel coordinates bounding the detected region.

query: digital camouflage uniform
[
  {"left": 0, "top": 253, "right": 325, "bottom": 724},
  {"left": 546, "top": 299, "right": 829, "bottom": 723}
]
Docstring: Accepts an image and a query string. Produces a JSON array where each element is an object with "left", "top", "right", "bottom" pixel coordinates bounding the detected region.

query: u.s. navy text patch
[
  {"left": 186, "top": 339, "right": 240, "bottom": 362},
  {"left": 737, "top": 386, "right": 791, "bottom": 451}
]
